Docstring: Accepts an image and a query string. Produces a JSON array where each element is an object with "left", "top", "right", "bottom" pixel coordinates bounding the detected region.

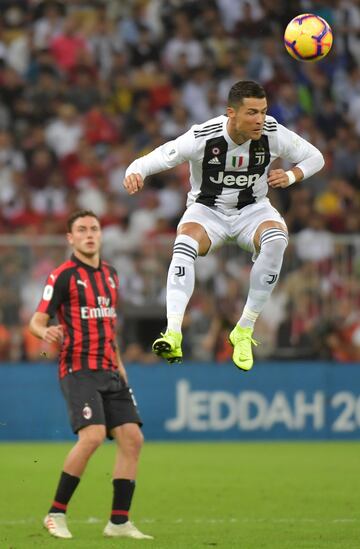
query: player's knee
[
  {"left": 131, "top": 428, "right": 144, "bottom": 454},
  {"left": 177, "top": 224, "right": 210, "bottom": 256},
  {"left": 260, "top": 233, "right": 288, "bottom": 269},
  {"left": 262, "top": 236, "right": 288, "bottom": 255},
  {"left": 260, "top": 228, "right": 288, "bottom": 254},
  {"left": 123, "top": 427, "right": 144, "bottom": 458},
  {"left": 79, "top": 427, "right": 106, "bottom": 452},
  {"left": 86, "top": 436, "right": 105, "bottom": 452}
]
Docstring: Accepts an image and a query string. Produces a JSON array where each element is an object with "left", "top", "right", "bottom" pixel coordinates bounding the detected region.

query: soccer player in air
[
  {"left": 124, "top": 80, "right": 324, "bottom": 370},
  {"left": 29, "top": 210, "right": 153, "bottom": 540}
]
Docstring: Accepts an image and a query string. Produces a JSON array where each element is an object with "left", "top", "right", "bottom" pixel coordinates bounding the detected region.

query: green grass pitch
[{"left": 0, "top": 441, "right": 359, "bottom": 549}]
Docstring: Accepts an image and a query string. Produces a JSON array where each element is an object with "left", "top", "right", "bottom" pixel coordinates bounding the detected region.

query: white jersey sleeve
[
  {"left": 125, "top": 128, "right": 197, "bottom": 179},
  {"left": 276, "top": 123, "right": 324, "bottom": 179}
]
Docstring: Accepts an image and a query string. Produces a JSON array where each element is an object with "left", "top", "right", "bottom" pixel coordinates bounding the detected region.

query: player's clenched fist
[
  {"left": 123, "top": 173, "right": 144, "bottom": 194},
  {"left": 268, "top": 169, "right": 293, "bottom": 189}
]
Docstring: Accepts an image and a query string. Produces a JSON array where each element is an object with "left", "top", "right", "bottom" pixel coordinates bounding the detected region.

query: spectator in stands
[
  {"left": 294, "top": 212, "right": 335, "bottom": 263},
  {"left": 50, "top": 14, "right": 90, "bottom": 74},
  {"left": 325, "top": 300, "right": 360, "bottom": 362},
  {"left": 162, "top": 11, "right": 204, "bottom": 70},
  {"left": 45, "top": 103, "right": 83, "bottom": 158},
  {"left": 33, "top": 2, "right": 64, "bottom": 50}
]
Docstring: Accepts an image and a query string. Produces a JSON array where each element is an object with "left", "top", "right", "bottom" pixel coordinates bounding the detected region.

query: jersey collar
[{"left": 71, "top": 253, "right": 102, "bottom": 272}]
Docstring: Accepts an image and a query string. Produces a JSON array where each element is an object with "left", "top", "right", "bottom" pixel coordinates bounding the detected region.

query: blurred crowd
[{"left": 0, "top": 0, "right": 359, "bottom": 363}]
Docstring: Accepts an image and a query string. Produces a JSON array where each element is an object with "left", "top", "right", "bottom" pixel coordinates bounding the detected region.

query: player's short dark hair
[
  {"left": 228, "top": 80, "right": 266, "bottom": 108},
  {"left": 67, "top": 210, "right": 100, "bottom": 232}
]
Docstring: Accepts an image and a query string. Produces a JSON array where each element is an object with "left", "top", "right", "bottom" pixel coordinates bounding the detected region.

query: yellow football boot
[
  {"left": 152, "top": 330, "right": 183, "bottom": 364},
  {"left": 229, "top": 325, "right": 258, "bottom": 371}
]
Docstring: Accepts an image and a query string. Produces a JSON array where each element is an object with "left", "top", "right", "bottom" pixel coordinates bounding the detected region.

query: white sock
[
  {"left": 238, "top": 229, "right": 288, "bottom": 329},
  {"left": 166, "top": 235, "right": 199, "bottom": 333}
]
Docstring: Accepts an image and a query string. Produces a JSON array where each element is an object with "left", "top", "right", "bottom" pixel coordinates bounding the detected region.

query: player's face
[
  {"left": 226, "top": 97, "right": 267, "bottom": 144},
  {"left": 67, "top": 216, "right": 102, "bottom": 257}
]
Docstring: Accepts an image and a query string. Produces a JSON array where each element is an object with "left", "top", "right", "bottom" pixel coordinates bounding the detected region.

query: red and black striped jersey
[{"left": 37, "top": 254, "right": 119, "bottom": 378}]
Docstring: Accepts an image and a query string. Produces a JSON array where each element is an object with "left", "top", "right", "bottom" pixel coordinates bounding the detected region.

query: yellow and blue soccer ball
[{"left": 284, "top": 13, "right": 333, "bottom": 62}]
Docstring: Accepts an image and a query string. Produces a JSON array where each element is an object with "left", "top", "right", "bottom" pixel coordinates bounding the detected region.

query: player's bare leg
[
  {"left": 63, "top": 425, "right": 106, "bottom": 476},
  {"left": 103, "top": 424, "right": 153, "bottom": 539},
  {"left": 43, "top": 425, "right": 105, "bottom": 538}
]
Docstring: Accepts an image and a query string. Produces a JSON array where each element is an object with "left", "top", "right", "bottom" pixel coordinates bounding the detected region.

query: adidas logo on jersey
[
  {"left": 208, "top": 156, "right": 220, "bottom": 165},
  {"left": 209, "top": 171, "right": 260, "bottom": 187}
]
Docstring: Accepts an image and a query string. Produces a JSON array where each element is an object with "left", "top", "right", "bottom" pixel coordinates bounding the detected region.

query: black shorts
[{"left": 60, "top": 370, "right": 142, "bottom": 437}]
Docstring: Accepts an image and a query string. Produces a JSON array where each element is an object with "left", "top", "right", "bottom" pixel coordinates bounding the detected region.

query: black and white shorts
[{"left": 60, "top": 370, "right": 142, "bottom": 437}]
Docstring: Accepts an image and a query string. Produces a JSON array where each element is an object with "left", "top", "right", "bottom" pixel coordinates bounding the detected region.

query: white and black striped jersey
[{"left": 125, "top": 115, "right": 324, "bottom": 215}]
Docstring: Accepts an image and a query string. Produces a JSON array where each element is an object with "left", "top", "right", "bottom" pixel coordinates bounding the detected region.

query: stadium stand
[{"left": 0, "top": 0, "right": 359, "bottom": 363}]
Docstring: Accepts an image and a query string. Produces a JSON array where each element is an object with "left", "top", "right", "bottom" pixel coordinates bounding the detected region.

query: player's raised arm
[{"left": 123, "top": 128, "right": 196, "bottom": 195}]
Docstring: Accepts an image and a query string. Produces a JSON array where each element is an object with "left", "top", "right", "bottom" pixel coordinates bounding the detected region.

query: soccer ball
[{"left": 284, "top": 13, "right": 333, "bottom": 62}]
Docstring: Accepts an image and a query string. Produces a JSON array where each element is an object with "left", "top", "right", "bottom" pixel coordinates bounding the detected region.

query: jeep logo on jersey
[{"left": 209, "top": 171, "right": 260, "bottom": 187}]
